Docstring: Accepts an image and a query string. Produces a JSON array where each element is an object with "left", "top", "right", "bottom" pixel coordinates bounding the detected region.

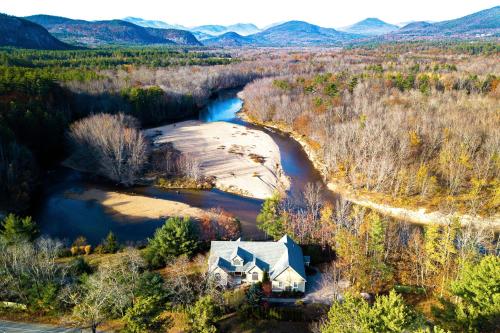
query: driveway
[
  {"left": 0, "top": 320, "right": 84, "bottom": 333},
  {"left": 302, "top": 269, "right": 348, "bottom": 305}
]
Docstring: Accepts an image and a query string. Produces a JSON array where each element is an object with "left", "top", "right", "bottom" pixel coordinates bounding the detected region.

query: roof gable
[{"left": 208, "top": 235, "right": 306, "bottom": 280}]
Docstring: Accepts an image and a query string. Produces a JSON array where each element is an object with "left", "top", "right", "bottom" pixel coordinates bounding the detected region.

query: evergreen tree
[
  {"left": 321, "top": 293, "right": 370, "bottom": 333},
  {"left": 0, "top": 214, "right": 38, "bottom": 244},
  {"left": 369, "top": 290, "right": 423, "bottom": 332},
  {"left": 321, "top": 290, "right": 425, "bottom": 333},
  {"left": 123, "top": 296, "right": 172, "bottom": 333},
  {"left": 144, "top": 217, "right": 198, "bottom": 268},
  {"left": 423, "top": 224, "right": 441, "bottom": 280},
  {"left": 187, "top": 295, "right": 221, "bottom": 333},
  {"left": 102, "top": 231, "right": 119, "bottom": 254},
  {"left": 368, "top": 211, "right": 385, "bottom": 259},
  {"left": 246, "top": 283, "right": 263, "bottom": 307},
  {"left": 256, "top": 194, "right": 286, "bottom": 240},
  {"left": 367, "top": 212, "right": 392, "bottom": 293},
  {"left": 449, "top": 255, "right": 500, "bottom": 332}
]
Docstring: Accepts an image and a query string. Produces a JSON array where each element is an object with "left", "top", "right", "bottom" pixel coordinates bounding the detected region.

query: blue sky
[{"left": 1, "top": 0, "right": 498, "bottom": 28}]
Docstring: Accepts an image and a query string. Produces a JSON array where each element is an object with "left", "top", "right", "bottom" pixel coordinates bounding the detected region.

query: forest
[
  {"left": 242, "top": 47, "right": 499, "bottom": 216},
  {"left": 0, "top": 42, "right": 499, "bottom": 332}
]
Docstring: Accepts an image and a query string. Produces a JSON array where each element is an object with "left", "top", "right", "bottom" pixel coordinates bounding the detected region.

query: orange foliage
[{"left": 293, "top": 114, "right": 311, "bottom": 136}]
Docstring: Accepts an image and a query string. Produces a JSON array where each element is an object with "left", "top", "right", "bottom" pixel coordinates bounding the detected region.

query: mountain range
[
  {"left": 24, "top": 15, "right": 201, "bottom": 46},
  {"left": 0, "top": 6, "right": 498, "bottom": 49},
  {"left": 123, "top": 18, "right": 261, "bottom": 40},
  {"left": 379, "top": 6, "right": 500, "bottom": 41}
]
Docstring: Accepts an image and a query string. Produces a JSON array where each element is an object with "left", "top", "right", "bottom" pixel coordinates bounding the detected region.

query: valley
[{"left": 0, "top": 2, "right": 499, "bottom": 333}]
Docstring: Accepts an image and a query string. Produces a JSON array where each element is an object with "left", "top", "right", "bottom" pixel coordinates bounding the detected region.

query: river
[{"left": 36, "top": 89, "right": 334, "bottom": 244}]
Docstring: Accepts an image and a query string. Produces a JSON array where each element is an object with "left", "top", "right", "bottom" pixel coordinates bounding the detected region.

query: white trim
[{"left": 273, "top": 266, "right": 306, "bottom": 282}]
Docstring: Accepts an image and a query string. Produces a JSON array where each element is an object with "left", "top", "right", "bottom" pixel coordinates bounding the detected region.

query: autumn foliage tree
[{"left": 199, "top": 208, "right": 241, "bottom": 242}]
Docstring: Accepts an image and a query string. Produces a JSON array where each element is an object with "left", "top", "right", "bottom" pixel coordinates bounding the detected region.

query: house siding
[
  {"left": 244, "top": 266, "right": 264, "bottom": 284},
  {"left": 212, "top": 266, "right": 230, "bottom": 286},
  {"left": 272, "top": 267, "right": 306, "bottom": 292}
]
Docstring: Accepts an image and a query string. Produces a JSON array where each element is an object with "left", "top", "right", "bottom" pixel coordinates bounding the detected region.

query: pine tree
[
  {"left": 123, "top": 296, "right": 172, "bottom": 333},
  {"left": 246, "top": 283, "right": 263, "bottom": 307},
  {"left": 144, "top": 217, "right": 198, "bottom": 268},
  {"left": 369, "top": 290, "right": 423, "bottom": 332},
  {"left": 423, "top": 224, "right": 441, "bottom": 284},
  {"left": 321, "top": 293, "right": 370, "bottom": 333},
  {"left": 450, "top": 255, "right": 500, "bottom": 332},
  {"left": 321, "top": 290, "right": 425, "bottom": 333},
  {"left": 0, "top": 214, "right": 38, "bottom": 244},
  {"left": 368, "top": 211, "right": 386, "bottom": 259},
  {"left": 256, "top": 193, "right": 286, "bottom": 240},
  {"left": 103, "top": 231, "right": 119, "bottom": 254},
  {"left": 187, "top": 295, "right": 221, "bottom": 333}
]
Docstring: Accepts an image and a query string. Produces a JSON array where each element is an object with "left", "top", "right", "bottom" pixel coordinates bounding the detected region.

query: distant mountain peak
[
  {"left": 250, "top": 20, "right": 361, "bottom": 46},
  {"left": 204, "top": 31, "right": 254, "bottom": 47},
  {"left": 191, "top": 23, "right": 261, "bottom": 36},
  {"left": 339, "top": 17, "right": 399, "bottom": 36}
]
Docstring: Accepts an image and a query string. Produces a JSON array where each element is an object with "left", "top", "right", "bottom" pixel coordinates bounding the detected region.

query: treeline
[
  {"left": 0, "top": 48, "right": 234, "bottom": 71},
  {"left": 349, "top": 40, "right": 500, "bottom": 55},
  {"left": 243, "top": 52, "right": 500, "bottom": 215}
]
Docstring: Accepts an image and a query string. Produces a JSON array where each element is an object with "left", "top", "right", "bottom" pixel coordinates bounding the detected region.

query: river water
[{"left": 36, "top": 90, "right": 333, "bottom": 244}]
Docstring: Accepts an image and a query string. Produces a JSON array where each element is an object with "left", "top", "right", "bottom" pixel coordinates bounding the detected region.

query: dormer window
[{"left": 233, "top": 258, "right": 242, "bottom": 266}]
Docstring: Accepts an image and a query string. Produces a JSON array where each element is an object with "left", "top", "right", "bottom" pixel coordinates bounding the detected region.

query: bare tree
[
  {"left": 178, "top": 152, "right": 202, "bottom": 181},
  {"left": 65, "top": 248, "right": 144, "bottom": 333},
  {"left": 304, "top": 182, "right": 324, "bottom": 218},
  {"left": 0, "top": 237, "right": 66, "bottom": 304},
  {"left": 67, "top": 113, "right": 147, "bottom": 186}
]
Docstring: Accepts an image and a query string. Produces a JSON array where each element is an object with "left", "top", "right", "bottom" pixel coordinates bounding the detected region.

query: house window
[
  {"left": 252, "top": 272, "right": 259, "bottom": 281},
  {"left": 214, "top": 273, "right": 221, "bottom": 281},
  {"left": 293, "top": 282, "right": 298, "bottom": 289},
  {"left": 278, "top": 281, "right": 283, "bottom": 288},
  {"left": 233, "top": 258, "right": 241, "bottom": 266}
]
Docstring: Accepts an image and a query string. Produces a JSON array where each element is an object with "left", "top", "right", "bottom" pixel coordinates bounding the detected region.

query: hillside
[
  {"left": 250, "top": 20, "right": 361, "bottom": 46},
  {"left": 123, "top": 16, "right": 187, "bottom": 30},
  {"left": 191, "top": 24, "right": 228, "bottom": 36},
  {"left": 432, "top": 5, "right": 499, "bottom": 34},
  {"left": 203, "top": 32, "right": 254, "bottom": 47},
  {"left": 382, "top": 6, "right": 500, "bottom": 40},
  {"left": 25, "top": 15, "right": 173, "bottom": 46},
  {"left": 145, "top": 28, "right": 201, "bottom": 46},
  {"left": 340, "top": 18, "right": 399, "bottom": 36},
  {"left": 0, "top": 13, "right": 71, "bottom": 49}
]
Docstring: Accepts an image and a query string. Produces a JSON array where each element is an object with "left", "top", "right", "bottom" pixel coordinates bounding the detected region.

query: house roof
[{"left": 208, "top": 235, "right": 306, "bottom": 280}]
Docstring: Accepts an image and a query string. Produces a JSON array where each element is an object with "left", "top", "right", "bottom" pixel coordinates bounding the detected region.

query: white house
[{"left": 208, "top": 235, "right": 307, "bottom": 293}]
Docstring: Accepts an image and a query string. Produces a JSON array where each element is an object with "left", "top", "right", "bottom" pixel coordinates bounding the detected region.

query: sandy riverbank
[
  {"left": 66, "top": 188, "right": 210, "bottom": 222},
  {"left": 238, "top": 101, "right": 500, "bottom": 231},
  {"left": 65, "top": 188, "right": 264, "bottom": 238},
  {"left": 144, "top": 120, "right": 290, "bottom": 200}
]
